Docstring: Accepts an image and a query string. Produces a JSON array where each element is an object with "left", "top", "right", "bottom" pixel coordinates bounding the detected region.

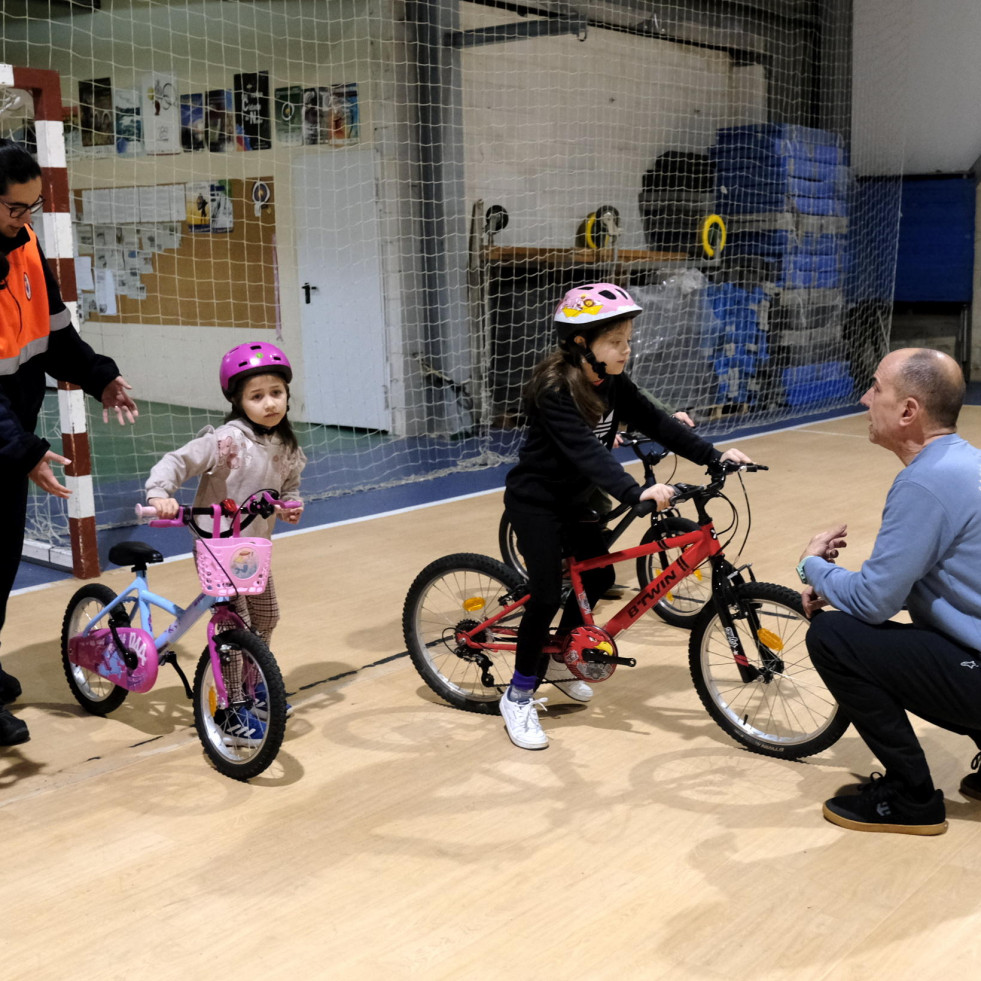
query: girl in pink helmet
[
  {"left": 499, "top": 283, "right": 753, "bottom": 750},
  {"left": 145, "top": 342, "right": 306, "bottom": 738}
]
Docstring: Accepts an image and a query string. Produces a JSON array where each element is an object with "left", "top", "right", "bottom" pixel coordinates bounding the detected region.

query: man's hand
[
  {"left": 719, "top": 447, "right": 754, "bottom": 466},
  {"left": 29, "top": 451, "right": 72, "bottom": 499},
  {"left": 801, "top": 585, "right": 829, "bottom": 619},
  {"left": 100, "top": 376, "right": 139, "bottom": 426},
  {"left": 800, "top": 524, "right": 848, "bottom": 564},
  {"left": 672, "top": 411, "right": 695, "bottom": 428}
]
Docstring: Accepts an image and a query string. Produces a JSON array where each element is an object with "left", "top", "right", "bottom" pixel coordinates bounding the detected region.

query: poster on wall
[
  {"left": 206, "top": 90, "right": 235, "bottom": 152},
  {"left": 330, "top": 83, "right": 360, "bottom": 145},
  {"left": 115, "top": 88, "right": 143, "bottom": 156},
  {"left": 274, "top": 85, "right": 303, "bottom": 146},
  {"left": 186, "top": 181, "right": 211, "bottom": 232},
  {"left": 234, "top": 71, "right": 271, "bottom": 150},
  {"left": 141, "top": 73, "right": 181, "bottom": 155},
  {"left": 180, "top": 93, "right": 206, "bottom": 151},
  {"left": 209, "top": 180, "right": 233, "bottom": 233},
  {"left": 79, "top": 78, "right": 115, "bottom": 154}
]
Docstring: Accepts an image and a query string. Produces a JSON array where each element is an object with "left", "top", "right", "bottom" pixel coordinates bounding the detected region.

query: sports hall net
[{"left": 0, "top": 0, "right": 908, "bottom": 564}]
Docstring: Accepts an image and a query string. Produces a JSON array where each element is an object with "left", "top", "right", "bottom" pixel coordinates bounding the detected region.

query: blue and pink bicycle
[{"left": 60, "top": 489, "right": 298, "bottom": 780}]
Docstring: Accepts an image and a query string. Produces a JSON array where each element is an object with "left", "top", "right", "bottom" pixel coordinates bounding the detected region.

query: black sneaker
[
  {"left": 823, "top": 772, "right": 947, "bottom": 836},
  {"left": 959, "top": 752, "right": 981, "bottom": 801},
  {"left": 0, "top": 669, "right": 21, "bottom": 705},
  {"left": 0, "top": 707, "right": 29, "bottom": 746}
]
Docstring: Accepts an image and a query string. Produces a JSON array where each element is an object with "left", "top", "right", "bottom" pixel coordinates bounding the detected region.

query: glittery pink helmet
[
  {"left": 219, "top": 342, "right": 293, "bottom": 400},
  {"left": 553, "top": 283, "right": 642, "bottom": 341}
]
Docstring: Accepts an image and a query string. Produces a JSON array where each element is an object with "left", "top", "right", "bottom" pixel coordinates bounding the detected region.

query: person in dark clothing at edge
[
  {"left": 0, "top": 140, "right": 138, "bottom": 746},
  {"left": 499, "top": 282, "right": 754, "bottom": 750}
]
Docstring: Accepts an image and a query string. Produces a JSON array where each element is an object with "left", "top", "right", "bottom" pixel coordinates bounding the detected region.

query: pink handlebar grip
[{"left": 134, "top": 504, "right": 157, "bottom": 518}]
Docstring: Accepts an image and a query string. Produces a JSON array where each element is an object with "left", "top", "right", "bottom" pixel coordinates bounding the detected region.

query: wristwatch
[{"left": 796, "top": 558, "right": 810, "bottom": 585}]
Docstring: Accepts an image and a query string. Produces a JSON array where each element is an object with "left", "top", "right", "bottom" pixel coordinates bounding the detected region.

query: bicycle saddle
[{"left": 108, "top": 541, "right": 165, "bottom": 568}]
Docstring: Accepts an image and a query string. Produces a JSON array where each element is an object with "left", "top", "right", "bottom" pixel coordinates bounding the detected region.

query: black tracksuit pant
[
  {"left": 807, "top": 610, "right": 981, "bottom": 792},
  {"left": 507, "top": 508, "right": 615, "bottom": 681}
]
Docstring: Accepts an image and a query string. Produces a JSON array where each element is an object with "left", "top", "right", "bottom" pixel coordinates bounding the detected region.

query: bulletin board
[{"left": 78, "top": 177, "right": 279, "bottom": 328}]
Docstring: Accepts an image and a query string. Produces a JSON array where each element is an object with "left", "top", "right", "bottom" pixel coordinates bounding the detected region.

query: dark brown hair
[{"left": 525, "top": 316, "right": 632, "bottom": 427}]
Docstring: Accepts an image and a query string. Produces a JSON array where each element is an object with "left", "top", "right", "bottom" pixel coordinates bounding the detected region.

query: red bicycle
[{"left": 403, "top": 462, "right": 848, "bottom": 759}]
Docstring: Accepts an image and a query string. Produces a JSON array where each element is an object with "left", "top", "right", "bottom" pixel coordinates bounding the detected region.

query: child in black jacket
[{"left": 500, "top": 282, "right": 753, "bottom": 750}]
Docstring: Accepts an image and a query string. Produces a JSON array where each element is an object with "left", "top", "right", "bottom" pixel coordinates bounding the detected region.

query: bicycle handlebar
[
  {"left": 135, "top": 490, "right": 302, "bottom": 533},
  {"left": 669, "top": 462, "right": 768, "bottom": 506}
]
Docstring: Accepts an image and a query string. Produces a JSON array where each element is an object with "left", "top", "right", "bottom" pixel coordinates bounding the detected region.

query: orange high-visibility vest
[{"left": 0, "top": 225, "right": 66, "bottom": 370}]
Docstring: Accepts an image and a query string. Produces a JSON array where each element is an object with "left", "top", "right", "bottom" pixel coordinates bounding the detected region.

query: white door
[{"left": 292, "top": 149, "right": 389, "bottom": 430}]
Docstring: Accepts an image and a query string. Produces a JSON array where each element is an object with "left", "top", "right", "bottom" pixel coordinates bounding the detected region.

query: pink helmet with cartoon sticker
[
  {"left": 553, "top": 283, "right": 642, "bottom": 340},
  {"left": 219, "top": 342, "right": 293, "bottom": 400}
]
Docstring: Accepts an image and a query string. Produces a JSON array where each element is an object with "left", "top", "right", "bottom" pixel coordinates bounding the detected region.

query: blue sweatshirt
[{"left": 804, "top": 434, "right": 981, "bottom": 652}]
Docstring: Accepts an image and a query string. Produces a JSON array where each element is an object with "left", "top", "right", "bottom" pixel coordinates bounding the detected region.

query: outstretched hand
[
  {"left": 29, "top": 450, "right": 72, "bottom": 499},
  {"left": 101, "top": 376, "right": 139, "bottom": 426},
  {"left": 800, "top": 524, "right": 848, "bottom": 564}
]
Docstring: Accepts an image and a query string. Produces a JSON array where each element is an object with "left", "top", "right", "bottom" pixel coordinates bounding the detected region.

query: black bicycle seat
[{"left": 108, "top": 541, "right": 165, "bottom": 568}]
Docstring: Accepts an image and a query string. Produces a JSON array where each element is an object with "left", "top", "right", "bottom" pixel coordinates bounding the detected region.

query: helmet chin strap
[{"left": 574, "top": 342, "right": 607, "bottom": 379}]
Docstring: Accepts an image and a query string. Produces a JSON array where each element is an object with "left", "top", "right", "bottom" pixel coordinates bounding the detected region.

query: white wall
[
  {"left": 853, "top": 0, "right": 981, "bottom": 175},
  {"left": 460, "top": 4, "right": 765, "bottom": 251}
]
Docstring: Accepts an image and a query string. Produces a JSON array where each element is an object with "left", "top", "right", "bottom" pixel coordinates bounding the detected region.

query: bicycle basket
[{"left": 194, "top": 537, "right": 272, "bottom": 597}]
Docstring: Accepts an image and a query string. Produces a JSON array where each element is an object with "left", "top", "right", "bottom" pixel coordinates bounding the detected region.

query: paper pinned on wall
[
  {"left": 94, "top": 269, "right": 117, "bottom": 315},
  {"left": 74, "top": 256, "right": 94, "bottom": 292}
]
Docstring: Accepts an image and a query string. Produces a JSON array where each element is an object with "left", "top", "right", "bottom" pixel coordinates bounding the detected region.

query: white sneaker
[
  {"left": 499, "top": 690, "right": 549, "bottom": 750},
  {"left": 544, "top": 657, "right": 594, "bottom": 702}
]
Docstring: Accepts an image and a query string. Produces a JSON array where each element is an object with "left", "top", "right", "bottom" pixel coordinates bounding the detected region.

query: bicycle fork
[{"left": 706, "top": 557, "right": 781, "bottom": 684}]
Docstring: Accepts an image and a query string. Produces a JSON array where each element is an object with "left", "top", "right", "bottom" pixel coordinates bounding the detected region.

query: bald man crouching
[{"left": 799, "top": 348, "right": 981, "bottom": 836}]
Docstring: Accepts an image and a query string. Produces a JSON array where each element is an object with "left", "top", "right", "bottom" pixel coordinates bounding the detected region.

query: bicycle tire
[
  {"left": 61, "top": 583, "right": 130, "bottom": 715},
  {"left": 688, "top": 582, "right": 849, "bottom": 759},
  {"left": 498, "top": 513, "right": 526, "bottom": 578},
  {"left": 637, "top": 516, "right": 712, "bottom": 628},
  {"left": 193, "top": 629, "right": 287, "bottom": 780},
  {"left": 403, "top": 553, "right": 526, "bottom": 714}
]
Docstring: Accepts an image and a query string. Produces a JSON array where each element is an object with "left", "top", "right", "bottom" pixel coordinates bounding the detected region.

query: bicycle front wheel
[
  {"left": 688, "top": 582, "right": 849, "bottom": 759},
  {"left": 403, "top": 553, "right": 526, "bottom": 714},
  {"left": 193, "top": 629, "right": 287, "bottom": 780},
  {"left": 637, "top": 516, "right": 711, "bottom": 628},
  {"left": 61, "top": 583, "right": 129, "bottom": 715}
]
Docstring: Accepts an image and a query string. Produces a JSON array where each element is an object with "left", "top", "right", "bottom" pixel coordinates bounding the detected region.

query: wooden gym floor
[{"left": 4, "top": 409, "right": 981, "bottom": 980}]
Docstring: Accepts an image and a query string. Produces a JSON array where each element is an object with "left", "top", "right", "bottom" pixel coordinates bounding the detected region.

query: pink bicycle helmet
[
  {"left": 219, "top": 342, "right": 293, "bottom": 399},
  {"left": 553, "top": 283, "right": 642, "bottom": 340}
]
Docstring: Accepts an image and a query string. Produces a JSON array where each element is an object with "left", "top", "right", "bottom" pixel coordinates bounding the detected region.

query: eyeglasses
[{"left": 0, "top": 195, "right": 44, "bottom": 219}]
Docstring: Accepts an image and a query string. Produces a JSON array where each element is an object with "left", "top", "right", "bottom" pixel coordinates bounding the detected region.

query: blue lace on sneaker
[
  {"left": 215, "top": 706, "right": 267, "bottom": 747},
  {"left": 252, "top": 682, "right": 293, "bottom": 721}
]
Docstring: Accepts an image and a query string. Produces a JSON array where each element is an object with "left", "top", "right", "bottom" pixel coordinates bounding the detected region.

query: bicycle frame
[
  {"left": 73, "top": 569, "right": 247, "bottom": 708},
  {"left": 464, "top": 498, "right": 758, "bottom": 680}
]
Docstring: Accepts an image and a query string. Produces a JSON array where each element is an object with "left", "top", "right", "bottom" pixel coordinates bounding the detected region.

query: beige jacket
[{"left": 145, "top": 417, "right": 306, "bottom": 539}]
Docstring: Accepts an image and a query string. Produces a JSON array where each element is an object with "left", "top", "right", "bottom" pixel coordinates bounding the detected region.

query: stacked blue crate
[
  {"left": 703, "top": 283, "right": 768, "bottom": 404},
  {"left": 710, "top": 124, "right": 853, "bottom": 405},
  {"left": 712, "top": 124, "right": 848, "bottom": 219}
]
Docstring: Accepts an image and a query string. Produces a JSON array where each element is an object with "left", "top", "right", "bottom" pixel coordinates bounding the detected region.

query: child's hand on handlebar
[
  {"left": 147, "top": 496, "right": 180, "bottom": 519},
  {"left": 719, "top": 448, "right": 754, "bottom": 467},
  {"left": 639, "top": 483, "right": 676, "bottom": 509},
  {"left": 275, "top": 503, "right": 303, "bottom": 525}
]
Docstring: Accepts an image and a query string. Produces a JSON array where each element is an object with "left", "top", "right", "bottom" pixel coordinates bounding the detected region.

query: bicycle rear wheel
[
  {"left": 403, "top": 553, "right": 526, "bottom": 714},
  {"left": 688, "top": 582, "right": 849, "bottom": 759},
  {"left": 61, "top": 584, "right": 129, "bottom": 715},
  {"left": 498, "top": 513, "right": 526, "bottom": 578},
  {"left": 637, "top": 516, "right": 711, "bottom": 628},
  {"left": 193, "top": 629, "right": 287, "bottom": 780}
]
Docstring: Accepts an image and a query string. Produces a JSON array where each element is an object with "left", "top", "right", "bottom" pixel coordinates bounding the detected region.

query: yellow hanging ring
[
  {"left": 701, "top": 214, "right": 727, "bottom": 258},
  {"left": 583, "top": 212, "right": 599, "bottom": 250}
]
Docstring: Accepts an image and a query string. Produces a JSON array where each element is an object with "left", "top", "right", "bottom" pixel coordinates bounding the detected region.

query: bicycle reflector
[{"left": 561, "top": 625, "right": 618, "bottom": 682}]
